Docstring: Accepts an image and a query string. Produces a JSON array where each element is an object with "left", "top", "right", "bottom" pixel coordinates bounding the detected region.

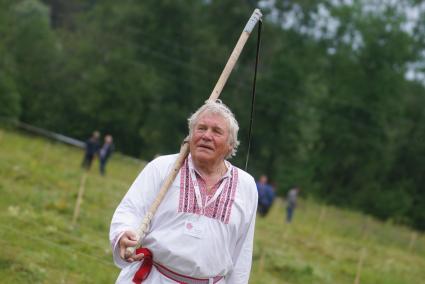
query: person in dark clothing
[
  {"left": 81, "top": 130, "right": 100, "bottom": 170},
  {"left": 99, "top": 134, "right": 114, "bottom": 176},
  {"left": 256, "top": 175, "right": 275, "bottom": 217}
]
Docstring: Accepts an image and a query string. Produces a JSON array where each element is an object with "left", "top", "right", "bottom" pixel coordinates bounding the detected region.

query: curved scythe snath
[{"left": 125, "top": 8, "right": 263, "bottom": 258}]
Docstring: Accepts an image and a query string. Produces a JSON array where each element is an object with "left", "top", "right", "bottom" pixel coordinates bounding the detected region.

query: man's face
[{"left": 190, "top": 112, "right": 232, "bottom": 165}]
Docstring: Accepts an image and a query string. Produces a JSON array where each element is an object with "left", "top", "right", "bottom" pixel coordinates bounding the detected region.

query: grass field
[{"left": 0, "top": 128, "right": 424, "bottom": 283}]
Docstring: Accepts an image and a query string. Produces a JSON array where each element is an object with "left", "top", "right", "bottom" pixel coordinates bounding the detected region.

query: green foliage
[
  {"left": 0, "top": 71, "right": 20, "bottom": 120},
  {"left": 0, "top": 1, "right": 20, "bottom": 120},
  {"left": 7, "top": 0, "right": 63, "bottom": 128}
]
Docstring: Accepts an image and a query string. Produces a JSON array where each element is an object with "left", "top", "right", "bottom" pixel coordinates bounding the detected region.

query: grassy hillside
[{"left": 0, "top": 128, "right": 424, "bottom": 284}]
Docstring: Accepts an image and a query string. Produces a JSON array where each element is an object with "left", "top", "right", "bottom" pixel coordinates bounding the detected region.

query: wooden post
[
  {"left": 72, "top": 172, "right": 88, "bottom": 227},
  {"left": 41, "top": 142, "right": 50, "bottom": 164},
  {"left": 318, "top": 205, "right": 326, "bottom": 224},
  {"left": 354, "top": 248, "right": 367, "bottom": 284},
  {"left": 313, "top": 205, "right": 326, "bottom": 236},
  {"left": 361, "top": 216, "right": 370, "bottom": 241},
  {"left": 408, "top": 232, "right": 417, "bottom": 252}
]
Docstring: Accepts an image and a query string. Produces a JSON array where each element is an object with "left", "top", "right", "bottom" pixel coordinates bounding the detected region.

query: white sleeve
[
  {"left": 226, "top": 182, "right": 258, "bottom": 283},
  {"left": 109, "top": 160, "right": 163, "bottom": 268}
]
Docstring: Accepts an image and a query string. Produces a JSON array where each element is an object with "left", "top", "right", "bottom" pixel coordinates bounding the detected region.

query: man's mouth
[{"left": 198, "top": 144, "right": 214, "bottom": 151}]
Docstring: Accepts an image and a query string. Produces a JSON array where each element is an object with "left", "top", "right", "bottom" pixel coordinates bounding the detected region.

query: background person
[
  {"left": 81, "top": 130, "right": 100, "bottom": 170},
  {"left": 99, "top": 134, "right": 114, "bottom": 176},
  {"left": 256, "top": 174, "right": 275, "bottom": 217},
  {"left": 286, "top": 186, "right": 300, "bottom": 223}
]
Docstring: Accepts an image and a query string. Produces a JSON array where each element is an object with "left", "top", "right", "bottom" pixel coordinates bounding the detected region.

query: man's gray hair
[{"left": 188, "top": 99, "right": 240, "bottom": 159}]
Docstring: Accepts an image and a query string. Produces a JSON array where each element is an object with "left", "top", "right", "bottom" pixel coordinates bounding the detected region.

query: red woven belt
[
  {"left": 132, "top": 248, "right": 223, "bottom": 284},
  {"left": 154, "top": 262, "right": 224, "bottom": 284},
  {"left": 132, "top": 248, "right": 153, "bottom": 284}
]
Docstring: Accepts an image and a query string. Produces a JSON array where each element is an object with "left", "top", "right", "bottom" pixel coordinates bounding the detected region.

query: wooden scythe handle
[
  {"left": 125, "top": 8, "right": 262, "bottom": 258},
  {"left": 209, "top": 9, "right": 263, "bottom": 101}
]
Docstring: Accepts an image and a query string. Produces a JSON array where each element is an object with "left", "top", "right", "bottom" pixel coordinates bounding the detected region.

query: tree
[
  {"left": 9, "top": 0, "right": 63, "bottom": 128},
  {"left": 0, "top": 0, "right": 20, "bottom": 120}
]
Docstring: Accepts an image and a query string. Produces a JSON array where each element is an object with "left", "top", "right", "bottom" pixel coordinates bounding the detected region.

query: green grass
[{"left": 0, "top": 128, "right": 424, "bottom": 283}]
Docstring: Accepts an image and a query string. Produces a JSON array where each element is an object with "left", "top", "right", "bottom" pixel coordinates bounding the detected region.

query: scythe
[{"left": 126, "top": 8, "right": 263, "bottom": 258}]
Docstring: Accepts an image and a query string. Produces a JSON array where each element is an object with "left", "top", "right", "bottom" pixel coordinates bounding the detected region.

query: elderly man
[{"left": 110, "top": 100, "right": 258, "bottom": 283}]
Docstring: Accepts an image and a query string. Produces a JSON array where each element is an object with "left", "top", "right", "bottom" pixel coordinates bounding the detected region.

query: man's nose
[{"left": 201, "top": 129, "right": 213, "bottom": 140}]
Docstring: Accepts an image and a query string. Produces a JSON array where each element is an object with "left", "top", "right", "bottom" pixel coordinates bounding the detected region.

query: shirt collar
[{"left": 188, "top": 154, "right": 232, "bottom": 181}]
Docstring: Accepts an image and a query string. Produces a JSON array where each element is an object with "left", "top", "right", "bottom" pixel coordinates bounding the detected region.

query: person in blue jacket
[{"left": 256, "top": 174, "right": 275, "bottom": 217}]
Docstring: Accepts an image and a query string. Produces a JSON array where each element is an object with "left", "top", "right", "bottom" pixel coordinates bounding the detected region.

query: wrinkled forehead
[{"left": 196, "top": 111, "right": 229, "bottom": 129}]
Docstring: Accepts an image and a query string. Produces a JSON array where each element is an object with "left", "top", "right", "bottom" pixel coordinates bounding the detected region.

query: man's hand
[{"left": 119, "top": 231, "right": 145, "bottom": 263}]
